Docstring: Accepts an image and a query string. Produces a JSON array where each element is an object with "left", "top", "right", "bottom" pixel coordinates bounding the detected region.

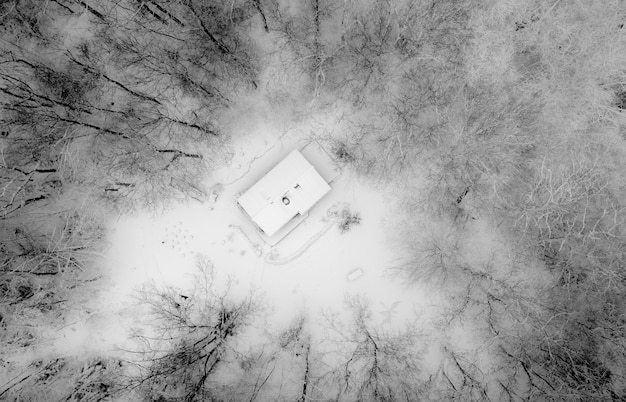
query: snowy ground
[
  {"left": 29, "top": 21, "right": 456, "bottom": 386},
  {"left": 45, "top": 108, "right": 444, "bottom": 376}
]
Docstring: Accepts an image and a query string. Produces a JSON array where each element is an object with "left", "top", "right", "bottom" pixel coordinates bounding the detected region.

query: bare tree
[
  {"left": 128, "top": 257, "right": 262, "bottom": 401},
  {"left": 267, "top": 0, "right": 344, "bottom": 98},
  {"left": 212, "top": 313, "right": 315, "bottom": 401},
  {"left": 0, "top": 0, "right": 264, "bottom": 212},
  {"left": 318, "top": 294, "right": 425, "bottom": 401},
  {"left": 0, "top": 357, "right": 124, "bottom": 401},
  {"left": 428, "top": 347, "right": 493, "bottom": 401}
]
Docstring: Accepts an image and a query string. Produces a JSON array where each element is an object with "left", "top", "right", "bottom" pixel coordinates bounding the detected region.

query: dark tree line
[
  {"left": 0, "top": 1, "right": 263, "bottom": 399},
  {"left": 1, "top": 0, "right": 260, "bottom": 217},
  {"left": 0, "top": 0, "right": 260, "bottom": 280}
]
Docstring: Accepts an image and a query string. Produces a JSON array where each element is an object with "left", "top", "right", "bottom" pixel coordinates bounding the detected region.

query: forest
[{"left": 1, "top": 0, "right": 626, "bottom": 401}]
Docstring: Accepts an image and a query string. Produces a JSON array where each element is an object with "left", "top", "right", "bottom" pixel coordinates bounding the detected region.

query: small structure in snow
[
  {"left": 346, "top": 268, "right": 364, "bottom": 281},
  {"left": 208, "top": 183, "right": 223, "bottom": 205},
  {"left": 236, "top": 148, "right": 333, "bottom": 244}
]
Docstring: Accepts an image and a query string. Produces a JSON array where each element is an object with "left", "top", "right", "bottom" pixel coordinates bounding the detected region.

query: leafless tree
[
  {"left": 128, "top": 257, "right": 262, "bottom": 401},
  {"left": 267, "top": 0, "right": 344, "bottom": 98},
  {"left": 427, "top": 347, "right": 493, "bottom": 401},
  {"left": 0, "top": 0, "right": 263, "bottom": 212},
  {"left": 0, "top": 357, "right": 124, "bottom": 401},
  {"left": 317, "top": 294, "right": 425, "bottom": 401}
]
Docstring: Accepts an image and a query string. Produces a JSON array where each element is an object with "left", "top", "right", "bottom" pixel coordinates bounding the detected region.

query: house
[{"left": 236, "top": 146, "right": 336, "bottom": 244}]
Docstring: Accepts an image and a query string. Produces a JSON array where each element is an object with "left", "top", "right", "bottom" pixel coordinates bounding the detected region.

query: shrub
[
  {"left": 331, "top": 141, "right": 356, "bottom": 164},
  {"left": 338, "top": 207, "right": 361, "bottom": 233}
]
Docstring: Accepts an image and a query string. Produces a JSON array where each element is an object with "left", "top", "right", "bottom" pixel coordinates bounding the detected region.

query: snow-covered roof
[{"left": 237, "top": 150, "right": 331, "bottom": 237}]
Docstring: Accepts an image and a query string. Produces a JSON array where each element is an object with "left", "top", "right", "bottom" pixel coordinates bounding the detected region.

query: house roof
[{"left": 237, "top": 150, "right": 331, "bottom": 237}]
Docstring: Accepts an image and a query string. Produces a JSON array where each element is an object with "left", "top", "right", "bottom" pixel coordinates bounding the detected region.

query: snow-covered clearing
[
  {"left": 2, "top": 0, "right": 626, "bottom": 399},
  {"left": 46, "top": 103, "right": 445, "bottom": 375}
]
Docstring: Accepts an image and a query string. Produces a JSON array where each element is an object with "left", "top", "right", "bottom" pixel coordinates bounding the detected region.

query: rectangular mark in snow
[{"left": 346, "top": 268, "right": 364, "bottom": 281}]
